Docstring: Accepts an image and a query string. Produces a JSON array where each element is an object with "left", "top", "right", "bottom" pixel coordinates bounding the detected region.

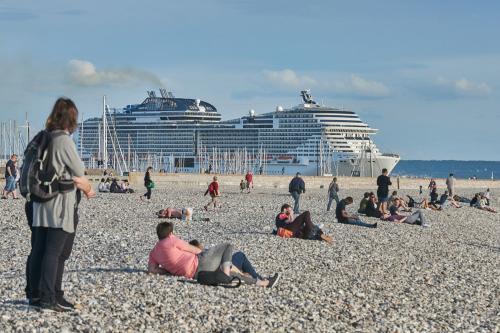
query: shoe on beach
[
  {"left": 40, "top": 302, "right": 72, "bottom": 312},
  {"left": 371, "top": 223, "right": 378, "bottom": 228},
  {"left": 57, "top": 297, "right": 75, "bottom": 310},
  {"left": 267, "top": 273, "right": 280, "bottom": 288}
]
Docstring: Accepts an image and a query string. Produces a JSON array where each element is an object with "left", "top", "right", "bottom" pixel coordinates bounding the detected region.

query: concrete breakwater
[{"left": 125, "top": 172, "right": 499, "bottom": 190}]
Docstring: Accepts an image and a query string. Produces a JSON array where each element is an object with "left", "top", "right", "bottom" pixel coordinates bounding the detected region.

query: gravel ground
[{"left": 0, "top": 185, "right": 499, "bottom": 332}]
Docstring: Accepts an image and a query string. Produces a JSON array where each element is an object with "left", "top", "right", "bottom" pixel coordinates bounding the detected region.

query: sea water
[{"left": 392, "top": 160, "right": 500, "bottom": 180}]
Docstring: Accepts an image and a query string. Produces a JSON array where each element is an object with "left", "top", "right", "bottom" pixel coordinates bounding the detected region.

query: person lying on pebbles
[
  {"left": 275, "top": 204, "right": 333, "bottom": 243},
  {"left": 189, "top": 240, "right": 279, "bottom": 286},
  {"left": 336, "top": 197, "right": 378, "bottom": 228},
  {"left": 382, "top": 201, "right": 430, "bottom": 227},
  {"left": 156, "top": 207, "right": 210, "bottom": 222},
  {"left": 438, "top": 191, "right": 462, "bottom": 209},
  {"left": 147, "top": 222, "right": 279, "bottom": 288}
]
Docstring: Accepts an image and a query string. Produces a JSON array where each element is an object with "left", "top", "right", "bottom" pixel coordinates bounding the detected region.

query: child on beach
[
  {"left": 204, "top": 176, "right": 220, "bottom": 211},
  {"left": 240, "top": 180, "right": 246, "bottom": 193}
]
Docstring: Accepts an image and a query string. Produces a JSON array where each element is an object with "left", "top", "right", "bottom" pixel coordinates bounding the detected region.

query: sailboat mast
[{"left": 103, "top": 96, "right": 108, "bottom": 170}]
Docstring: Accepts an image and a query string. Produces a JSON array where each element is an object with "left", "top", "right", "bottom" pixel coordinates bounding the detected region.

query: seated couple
[
  {"left": 382, "top": 199, "right": 430, "bottom": 227},
  {"left": 148, "top": 222, "right": 280, "bottom": 288},
  {"left": 429, "top": 190, "right": 462, "bottom": 210},
  {"left": 471, "top": 193, "right": 497, "bottom": 213},
  {"left": 275, "top": 204, "right": 333, "bottom": 243},
  {"left": 337, "top": 197, "right": 377, "bottom": 228},
  {"left": 156, "top": 207, "right": 210, "bottom": 222}
]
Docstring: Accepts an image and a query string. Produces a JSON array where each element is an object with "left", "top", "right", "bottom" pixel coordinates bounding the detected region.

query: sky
[{"left": 1, "top": 0, "right": 499, "bottom": 160}]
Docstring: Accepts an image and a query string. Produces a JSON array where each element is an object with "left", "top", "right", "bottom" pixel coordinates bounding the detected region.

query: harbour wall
[{"left": 126, "top": 172, "right": 499, "bottom": 190}]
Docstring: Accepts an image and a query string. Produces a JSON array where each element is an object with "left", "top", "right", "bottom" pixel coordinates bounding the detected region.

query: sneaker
[
  {"left": 318, "top": 223, "right": 324, "bottom": 230},
  {"left": 267, "top": 273, "right": 280, "bottom": 288},
  {"left": 371, "top": 223, "right": 378, "bottom": 228},
  {"left": 422, "top": 223, "right": 430, "bottom": 228},
  {"left": 40, "top": 302, "right": 72, "bottom": 312},
  {"left": 57, "top": 297, "right": 75, "bottom": 310}
]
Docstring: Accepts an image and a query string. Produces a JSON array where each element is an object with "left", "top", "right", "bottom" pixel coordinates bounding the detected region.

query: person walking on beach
[
  {"left": 326, "top": 177, "right": 340, "bottom": 212},
  {"left": 288, "top": 172, "right": 305, "bottom": 214},
  {"left": 26, "top": 98, "right": 96, "bottom": 312},
  {"left": 376, "top": 168, "right": 392, "bottom": 215},
  {"left": 141, "top": 166, "right": 154, "bottom": 201},
  {"left": 446, "top": 173, "right": 456, "bottom": 197},
  {"left": 245, "top": 170, "right": 253, "bottom": 193},
  {"left": 2, "top": 154, "right": 19, "bottom": 199},
  {"left": 204, "top": 176, "right": 220, "bottom": 211},
  {"left": 336, "top": 197, "right": 378, "bottom": 228}
]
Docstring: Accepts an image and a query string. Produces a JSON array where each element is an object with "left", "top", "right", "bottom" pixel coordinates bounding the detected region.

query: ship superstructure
[{"left": 78, "top": 89, "right": 399, "bottom": 176}]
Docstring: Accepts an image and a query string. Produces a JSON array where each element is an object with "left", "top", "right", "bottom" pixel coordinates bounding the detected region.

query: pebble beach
[{"left": 0, "top": 184, "right": 498, "bottom": 332}]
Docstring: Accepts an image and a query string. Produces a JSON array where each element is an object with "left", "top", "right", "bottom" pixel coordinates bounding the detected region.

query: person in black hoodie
[
  {"left": 365, "top": 193, "right": 389, "bottom": 218},
  {"left": 140, "top": 167, "right": 154, "bottom": 201}
]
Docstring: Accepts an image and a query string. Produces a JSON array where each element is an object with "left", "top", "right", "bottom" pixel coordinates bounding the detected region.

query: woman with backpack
[
  {"left": 141, "top": 166, "right": 154, "bottom": 201},
  {"left": 26, "top": 98, "right": 95, "bottom": 312}
]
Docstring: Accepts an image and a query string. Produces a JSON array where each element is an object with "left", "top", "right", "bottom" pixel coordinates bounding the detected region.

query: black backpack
[
  {"left": 20, "top": 130, "right": 75, "bottom": 202},
  {"left": 197, "top": 269, "right": 241, "bottom": 288}
]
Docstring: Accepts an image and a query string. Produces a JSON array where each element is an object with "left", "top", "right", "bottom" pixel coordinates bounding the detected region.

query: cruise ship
[{"left": 78, "top": 89, "right": 399, "bottom": 176}]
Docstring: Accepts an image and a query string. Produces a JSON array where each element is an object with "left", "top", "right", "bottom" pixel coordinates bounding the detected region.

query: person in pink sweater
[{"left": 148, "top": 222, "right": 279, "bottom": 287}]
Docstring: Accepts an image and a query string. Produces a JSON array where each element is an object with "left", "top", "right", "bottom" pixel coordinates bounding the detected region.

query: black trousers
[
  {"left": 144, "top": 187, "right": 152, "bottom": 200},
  {"left": 25, "top": 200, "right": 79, "bottom": 303}
]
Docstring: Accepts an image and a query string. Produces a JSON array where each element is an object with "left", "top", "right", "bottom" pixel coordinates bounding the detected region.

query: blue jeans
[
  {"left": 291, "top": 191, "right": 300, "bottom": 214},
  {"left": 346, "top": 218, "right": 376, "bottom": 228},
  {"left": 4, "top": 176, "right": 16, "bottom": 192},
  {"left": 232, "top": 252, "right": 262, "bottom": 280},
  {"left": 327, "top": 194, "right": 339, "bottom": 211}
]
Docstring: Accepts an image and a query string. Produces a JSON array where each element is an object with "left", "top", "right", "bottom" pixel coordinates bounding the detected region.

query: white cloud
[
  {"left": 263, "top": 69, "right": 316, "bottom": 88},
  {"left": 435, "top": 76, "right": 492, "bottom": 97},
  {"left": 328, "top": 74, "right": 390, "bottom": 97},
  {"left": 263, "top": 69, "right": 390, "bottom": 98},
  {"left": 67, "top": 59, "right": 164, "bottom": 87}
]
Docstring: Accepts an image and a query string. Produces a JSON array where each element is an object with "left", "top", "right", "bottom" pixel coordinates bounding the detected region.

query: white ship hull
[{"left": 262, "top": 154, "right": 400, "bottom": 177}]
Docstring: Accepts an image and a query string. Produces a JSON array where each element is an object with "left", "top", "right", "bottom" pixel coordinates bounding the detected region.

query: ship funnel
[
  {"left": 249, "top": 109, "right": 255, "bottom": 117},
  {"left": 276, "top": 105, "right": 284, "bottom": 112}
]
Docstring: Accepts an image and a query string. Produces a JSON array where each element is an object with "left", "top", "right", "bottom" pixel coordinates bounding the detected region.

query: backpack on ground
[
  {"left": 20, "top": 130, "right": 75, "bottom": 202},
  {"left": 197, "top": 269, "right": 241, "bottom": 288}
]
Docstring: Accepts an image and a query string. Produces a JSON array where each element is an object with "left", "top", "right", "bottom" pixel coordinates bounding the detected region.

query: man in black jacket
[
  {"left": 288, "top": 172, "right": 305, "bottom": 214},
  {"left": 376, "top": 168, "right": 392, "bottom": 215}
]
